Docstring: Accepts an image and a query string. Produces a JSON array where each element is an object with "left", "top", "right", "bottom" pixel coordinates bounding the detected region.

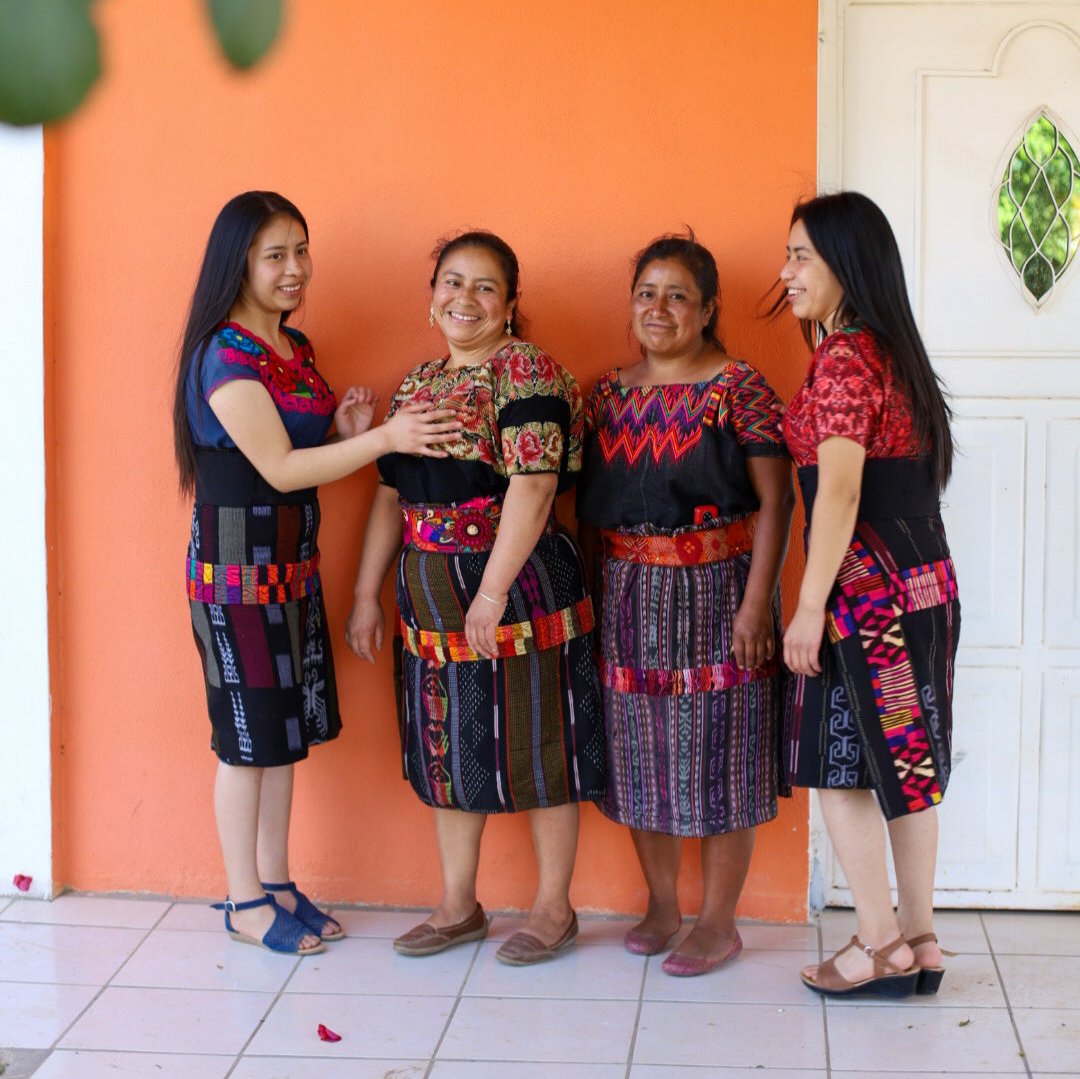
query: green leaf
[
  {"left": 0, "top": 0, "right": 101, "bottom": 126},
  {"left": 208, "top": 0, "right": 283, "bottom": 70}
]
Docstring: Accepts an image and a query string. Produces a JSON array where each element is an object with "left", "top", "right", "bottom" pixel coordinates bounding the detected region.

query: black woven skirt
[{"left": 186, "top": 450, "right": 341, "bottom": 767}]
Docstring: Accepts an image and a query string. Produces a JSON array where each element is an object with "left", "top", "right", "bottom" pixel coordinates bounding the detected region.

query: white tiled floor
[{"left": 1, "top": 895, "right": 1078, "bottom": 1077}]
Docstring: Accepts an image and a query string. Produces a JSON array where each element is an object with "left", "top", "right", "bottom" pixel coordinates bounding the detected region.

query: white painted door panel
[{"left": 822, "top": 0, "right": 1080, "bottom": 908}]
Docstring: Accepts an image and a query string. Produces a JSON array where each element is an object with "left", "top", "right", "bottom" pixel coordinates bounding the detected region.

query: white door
[{"left": 819, "top": 0, "right": 1080, "bottom": 909}]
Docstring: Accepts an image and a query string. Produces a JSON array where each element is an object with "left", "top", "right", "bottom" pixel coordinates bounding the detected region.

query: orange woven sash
[{"left": 601, "top": 516, "right": 756, "bottom": 566}]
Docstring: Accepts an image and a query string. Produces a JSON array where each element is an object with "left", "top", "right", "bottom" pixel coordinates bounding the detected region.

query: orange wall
[{"left": 50, "top": 0, "right": 817, "bottom": 920}]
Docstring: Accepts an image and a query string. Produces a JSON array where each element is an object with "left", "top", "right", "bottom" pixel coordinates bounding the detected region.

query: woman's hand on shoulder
[
  {"left": 783, "top": 602, "right": 826, "bottom": 677},
  {"left": 335, "top": 386, "right": 379, "bottom": 439},
  {"left": 381, "top": 401, "right": 462, "bottom": 456},
  {"left": 345, "top": 595, "right": 385, "bottom": 663}
]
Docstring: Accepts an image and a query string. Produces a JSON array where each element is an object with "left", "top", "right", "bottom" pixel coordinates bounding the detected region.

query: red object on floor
[
  {"left": 317, "top": 1024, "right": 342, "bottom": 1042},
  {"left": 13, "top": 874, "right": 32, "bottom": 892}
]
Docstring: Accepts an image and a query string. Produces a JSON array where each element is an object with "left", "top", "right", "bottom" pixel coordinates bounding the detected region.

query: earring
[
  {"left": 429, "top": 307, "right": 435, "bottom": 328},
  {"left": 505, "top": 318, "right": 513, "bottom": 336}
]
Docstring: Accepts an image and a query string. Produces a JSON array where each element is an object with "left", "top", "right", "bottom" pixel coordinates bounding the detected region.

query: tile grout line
[
  {"left": 422, "top": 939, "right": 486, "bottom": 1078},
  {"left": 980, "top": 911, "right": 1034, "bottom": 1079},
  {"left": 623, "top": 947, "right": 651, "bottom": 1079}
]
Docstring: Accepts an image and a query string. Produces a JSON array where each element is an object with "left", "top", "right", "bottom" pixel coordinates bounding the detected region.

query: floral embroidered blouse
[
  {"left": 186, "top": 322, "right": 337, "bottom": 450},
  {"left": 782, "top": 325, "right": 920, "bottom": 467},
  {"left": 377, "top": 341, "right": 584, "bottom": 505}
]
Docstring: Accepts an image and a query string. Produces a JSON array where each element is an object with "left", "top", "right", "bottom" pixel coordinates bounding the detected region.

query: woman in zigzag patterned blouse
[{"left": 577, "top": 233, "right": 795, "bottom": 977}]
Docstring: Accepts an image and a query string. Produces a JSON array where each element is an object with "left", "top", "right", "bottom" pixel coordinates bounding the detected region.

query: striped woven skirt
[
  {"left": 187, "top": 450, "right": 341, "bottom": 767},
  {"left": 394, "top": 523, "right": 605, "bottom": 814},
  {"left": 597, "top": 520, "right": 783, "bottom": 837},
  {"left": 784, "top": 459, "right": 960, "bottom": 819}
]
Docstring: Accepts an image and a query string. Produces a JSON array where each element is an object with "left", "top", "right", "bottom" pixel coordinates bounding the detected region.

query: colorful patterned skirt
[
  {"left": 394, "top": 496, "right": 605, "bottom": 813},
  {"left": 187, "top": 449, "right": 341, "bottom": 767},
  {"left": 597, "top": 517, "right": 783, "bottom": 837},
  {"left": 784, "top": 458, "right": 960, "bottom": 819}
]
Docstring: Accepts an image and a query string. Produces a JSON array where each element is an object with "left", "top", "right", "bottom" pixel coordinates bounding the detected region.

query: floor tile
[
  {"left": 0, "top": 923, "right": 145, "bottom": 985},
  {"left": 819, "top": 908, "right": 989, "bottom": 953},
  {"left": 832, "top": 1072, "right": 1025, "bottom": 1078},
  {"left": 737, "top": 922, "right": 820, "bottom": 952},
  {"left": 830, "top": 952, "right": 1006, "bottom": 1009},
  {"left": 633, "top": 1001, "right": 825, "bottom": 1070},
  {"left": 432, "top": 1064, "right": 625, "bottom": 1079},
  {"left": 984, "top": 911, "right": 1080, "bottom": 956},
  {"left": 574, "top": 916, "right": 640, "bottom": 947},
  {"left": 286, "top": 935, "right": 474, "bottom": 996},
  {"left": 233, "top": 1057, "right": 428, "bottom": 1078},
  {"left": 826, "top": 1003, "right": 1023, "bottom": 1072},
  {"left": 0, "top": 1048, "right": 50, "bottom": 1079},
  {"left": 440, "top": 996, "right": 637, "bottom": 1063},
  {"left": 156, "top": 902, "right": 223, "bottom": 932},
  {"left": 247, "top": 992, "right": 453, "bottom": 1058},
  {"left": 632, "top": 1069, "right": 827, "bottom": 1078},
  {"left": 113, "top": 929, "right": 298, "bottom": 992},
  {"left": 31, "top": 1050, "right": 234, "bottom": 1078},
  {"left": 0, "top": 895, "right": 170, "bottom": 929},
  {"left": 643, "top": 947, "right": 817, "bottom": 1006},
  {"left": 0, "top": 982, "right": 99, "bottom": 1048},
  {"left": 996, "top": 954, "right": 1080, "bottom": 1009},
  {"left": 464, "top": 940, "right": 643, "bottom": 1000},
  {"left": 59, "top": 986, "right": 274, "bottom": 1054},
  {"left": 1011, "top": 1008, "right": 1080, "bottom": 1072},
  {"left": 330, "top": 907, "right": 432, "bottom": 939},
  {"left": 0, "top": 898, "right": 11, "bottom": 915}
]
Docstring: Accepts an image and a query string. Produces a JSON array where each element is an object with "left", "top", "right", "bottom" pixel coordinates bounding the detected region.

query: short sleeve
[
  {"left": 493, "top": 344, "right": 582, "bottom": 478},
  {"left": 197, "top": 327, "right": 265, "bottom": 403},
  {"left": 805, "top": 332, "right": 884, "bottom": 449},
  {"left": 727, "top": 364, "right": 789, "bottom": 458}
]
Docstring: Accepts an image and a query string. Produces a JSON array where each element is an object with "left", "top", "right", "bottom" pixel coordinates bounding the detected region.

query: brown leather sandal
[
  {"left": 392, "top": 903, "right": 488, "bottom": 957},
  {"left": 907, "top": 932, "right": 947, "bottom": 995},
  {"left": 801, "top": 935, "right": 919, "bottom": 998},
  {"left": 495, "top": 911, "right": 578, "bottom": 966}
]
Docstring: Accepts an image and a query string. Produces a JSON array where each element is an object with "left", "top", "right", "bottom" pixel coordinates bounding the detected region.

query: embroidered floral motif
[
  {"left": 216, "top": 322, "right": 336, "bottom": 416},
  {"left": 783, "top": 327, "right": 918, "bottom": 466},
  {"left": 384, "top": 342, "right": 581, "bottom": 476}
]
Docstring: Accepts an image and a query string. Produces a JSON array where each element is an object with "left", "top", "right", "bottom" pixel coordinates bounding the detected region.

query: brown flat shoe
[
  {"left": 802, "top": 935, "right": 919, "bottom": 998},
  {"left": 624, "top": 919, "right": 682, "bottom": 956},
  {"left": 496, "top": 912, "right": 579, "bottom": 966},
  {"left": 393, "top": 903, "right": 488, "bottom": 957}
]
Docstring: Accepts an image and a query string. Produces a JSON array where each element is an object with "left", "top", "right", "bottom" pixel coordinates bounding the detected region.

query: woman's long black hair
[
  {"left": 172, "top": 191, "right": 308, "bottom": 495},
  {"left": 774, "top": 191, "right": 954, "bottom": 490}
]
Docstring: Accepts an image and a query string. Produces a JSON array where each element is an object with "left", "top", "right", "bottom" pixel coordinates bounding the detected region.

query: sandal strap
[
  {"left": 212, "top": 895, "right": 274, "bottom": 913},
  {"left": 261, "top": 881, "right": 299, "bottom": 894},
  {"left": 907, "top": 932, "right": 938, "bottom": 948},
  {"left": 262, "top": 880, "right": 335, "bottom": 936},
  {"left": 860, "top": 935, "right": 910, "bottom": 976}
]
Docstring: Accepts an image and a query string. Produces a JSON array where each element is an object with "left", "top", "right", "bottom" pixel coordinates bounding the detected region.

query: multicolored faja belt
[
  {"left": 402, "top": 494, "right": 557, "bottom": 553},
  {"left": 600, "top": 515, "right": 756, "bottom": 566},
  {"left": 187, "top": 554, "right": 320, "bottom": 605}
]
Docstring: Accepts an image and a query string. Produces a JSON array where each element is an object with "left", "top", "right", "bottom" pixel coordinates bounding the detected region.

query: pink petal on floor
[
  {"left": 317, "top": 1023, "right": 342, "bottom": 1042},
  {"left": 13, "top": 874, "right": 32, "bottom": 892}
]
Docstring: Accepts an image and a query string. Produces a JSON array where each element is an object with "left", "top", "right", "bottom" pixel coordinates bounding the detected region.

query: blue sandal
[
  {"left": 211, "top": 894, "right": 325, "bottom": 955},
  {"left": 261, "top": 880, "right": 345, "bottom": 942}
]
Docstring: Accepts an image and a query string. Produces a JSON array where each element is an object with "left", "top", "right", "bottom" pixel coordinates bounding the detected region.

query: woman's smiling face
[{"left": 430, "top": 245, "right": 514, "bottom": 353}]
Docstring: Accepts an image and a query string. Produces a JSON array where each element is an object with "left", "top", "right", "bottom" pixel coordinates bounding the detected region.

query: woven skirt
[
  {"left": 187, "top": 490, "right": 341, "bottom": 768},
  {"left": 783, "top": 460, "right": 960, "bottom": 819},
  {"left": 394, "top": 529, "right": 605, "bottom": 813},
  {"left": 597, "top": 527, "right": 783, "bottom": 837}
]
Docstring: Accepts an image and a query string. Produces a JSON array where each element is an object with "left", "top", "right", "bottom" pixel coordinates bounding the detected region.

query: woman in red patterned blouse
[{"left": 777, "top": 192, "right": 960, "bottom": 998}]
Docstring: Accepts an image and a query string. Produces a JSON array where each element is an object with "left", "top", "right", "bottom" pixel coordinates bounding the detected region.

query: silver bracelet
[{"left": 478, "top": 591, "right": 504, "bottom": 606}]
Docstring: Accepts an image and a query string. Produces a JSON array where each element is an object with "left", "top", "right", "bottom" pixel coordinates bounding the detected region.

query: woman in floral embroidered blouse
[
  {"left": 777, "top": 192, "right": 959, "bottom": 998},
  {"left": 346, "top": 231, "right": 604, "bottom": 966},
  {"left": 174, "top": 192, "right": 459, "bottom": 957}
]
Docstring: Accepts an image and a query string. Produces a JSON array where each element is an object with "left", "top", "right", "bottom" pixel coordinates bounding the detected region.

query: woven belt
[
  {"left": 600, "top": 516, "right": 756, "bottom": 566},
  {"left": 187, "top": 554, "right": 320, "bottom": 605},
  {"left": 599, "top": 654, "right": 779, "bottom": 696},
  {"left": 400, "top": 596, "right": 594, "bottom": 665}
]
